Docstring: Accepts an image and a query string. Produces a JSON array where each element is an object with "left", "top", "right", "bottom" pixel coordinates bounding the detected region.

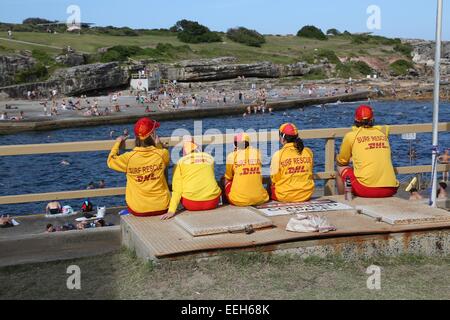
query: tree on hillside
[
  {"left": 326, "top": 28, "right": 341, "bottom": 36},
  {"left": 172, "top": 19, "right": 222, "bottom": 43},
  {"left": 226, "top": 27, "right": 266, "bottom": 47},
  {"left": 22, "top": 17, "right": 54, "bottom": 25},
  {"left": 296, "top": 25, "right": 327, "bottom": 40}
]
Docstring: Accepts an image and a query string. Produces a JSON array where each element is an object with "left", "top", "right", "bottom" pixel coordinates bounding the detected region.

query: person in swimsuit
[{"left": 46, "top": 201, "right": 62, "bottom": 215}]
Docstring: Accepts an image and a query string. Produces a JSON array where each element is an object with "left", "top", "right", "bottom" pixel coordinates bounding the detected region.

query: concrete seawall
[{"left": 0, "top": 91, "right": 369, "bottom": 135}]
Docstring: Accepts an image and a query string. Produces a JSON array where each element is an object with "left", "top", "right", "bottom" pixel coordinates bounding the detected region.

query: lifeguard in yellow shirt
[
  {"left": 107, "top": 117, "right": 170, "bottom": 216},
  {"left": 270, "top": 123, "right": 315, "bottom": 202},
  {"left": 336, "top": 105, "right": 399, "bottom": 198},
  {"left": 223, "top": 133, "right": 269, "bottom": 206},
  {"left": 161, "top": 138, "right": 222, "bottom": 220}
]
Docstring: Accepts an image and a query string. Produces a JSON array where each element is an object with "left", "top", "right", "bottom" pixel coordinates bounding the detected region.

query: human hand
[
  {"left": 116, "top": 135, "right": 127, "bottom": 143},
  {"left": 160, "top": 212, "right": 177, "bottom": 220}
]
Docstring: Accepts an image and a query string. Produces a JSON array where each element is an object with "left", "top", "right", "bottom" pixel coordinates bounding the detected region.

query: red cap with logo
[
  {"left": 279, "top": 123, "right": 299, "bottom": 136},
  {"left": 234, "top": 132, "right": 250, "bottom": 143},
  {"left": 134, "top": 117, "right": 160, "bottom": 140},
  {"left": 355, "top": 105, "right": 374, "bottom": 122}
]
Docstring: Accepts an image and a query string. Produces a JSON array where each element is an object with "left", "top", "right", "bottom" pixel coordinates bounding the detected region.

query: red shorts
[
  {"left": 181, "top": 195, "right": 220, "bottom": 211},
  {"left": 341, "top": 168, "right": 398, "bottom": 198},
  {"left": 270, "top": 185, "right": 278, "bottom": 201},
  {"left": 127, "top": 206, "right": 168, "bottom": 217},
  {"left": 224, "top": 180, "right": 236, "bottom": 205}
]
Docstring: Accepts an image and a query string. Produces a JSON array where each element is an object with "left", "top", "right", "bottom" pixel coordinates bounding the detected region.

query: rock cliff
[
  {"left": 158, "top": 57, "right": 321, "bottom": 81},
  {"left": 0, "top": 54, "right": 36, "bottom": 87},
  {"left": 0, "top": 61, "right": 129, "bottom": 98}
]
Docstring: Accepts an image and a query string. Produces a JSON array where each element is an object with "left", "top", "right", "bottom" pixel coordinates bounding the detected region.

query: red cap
[
  {"left": 279, "top": 123, "right": 299, "bottom": 136},
  {"left": 355, "top": 105, "right": 374, "bottom": 122},
  {"left": 234, "top": 132, "right": 250, "bottom": 143},
  {"left": 134, "top": 117, "right": 160, "bottom": 140}
]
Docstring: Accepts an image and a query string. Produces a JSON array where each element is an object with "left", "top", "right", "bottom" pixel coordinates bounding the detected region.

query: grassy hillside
[{"left": 0, "top": 31, "right": 408, "bottom": 66}]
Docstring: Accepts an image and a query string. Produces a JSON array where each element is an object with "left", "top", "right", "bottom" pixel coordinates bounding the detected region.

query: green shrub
[
  {"left": 15, "top": 63, "right": 48, "bottom": 83},
  {"left": 353, "top": 61, "right": 372, "bottom": 75},
  {"left": 87, "top": 26, "right": 139, "bottom": 36},
  {"left": 336, "top": 61, "right": 373, "bottom": 78},
  {"left": 326, "top": 28, "right": 341, "bottom": 36},
  {"left": 393, "top": 43, "right": 413, "bottom": 57},
  {"left": 351, "top": 34, "right": 370, "bottom": 44},
  {"left": 316, "top": 49, "right": 340, "bottom": 64},
  {"left": 389, "top": 59, "right": 414, "bottom": 76},
  {"left": 226, "top": 27, "right": 266, "bottom": 47},
  {"left": 100, "top": 43, "right": 193, "bottom": 62},
  {"left": 22, "top": 17, "right": 54, "bottom": 25},
  {"left": 351, "top": 34, "right": 401, "bottom": 45},
  {"left": 296, "top": 25, "right": 327, "bottom": 40},
  {"left": 335, "top": 62, "right": 352, "bottom": 78},
  {"left": 172, "top": 19, "right": 222, "bottom": 43},
  {"left": 31, "top": 49, "right": 53, "bottom": 65},
  {"left": 303, "top": 68, "right": 326, "bottom": 80},
  {"left": 298, "top": 52, "right": 315, "bottom": 64},
  {"left": 100, "top": 45, "right": 143, "bottom": 62}
]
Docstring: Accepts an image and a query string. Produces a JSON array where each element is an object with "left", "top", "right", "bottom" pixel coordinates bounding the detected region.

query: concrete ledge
[
  {"left": 270, "top": 229, "right": 450, "bottom": 260},
  {"left": 146, "top": 229, "right": 450, "bottom": 262},
  {"left": 121, "top": 196, "right": 450, "bottom": 262},
  {"left": 0, "top": 226, "right": 121, "bottom": 267}
]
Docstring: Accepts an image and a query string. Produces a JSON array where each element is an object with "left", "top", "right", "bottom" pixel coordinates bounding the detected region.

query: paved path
[{"left": 0, "top": 37, "right": 90, "bottom": 54}]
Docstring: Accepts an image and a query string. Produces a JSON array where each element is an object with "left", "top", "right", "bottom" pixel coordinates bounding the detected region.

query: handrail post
[{"left": 324, "top": 138, "right": 336, "bottom": 196}]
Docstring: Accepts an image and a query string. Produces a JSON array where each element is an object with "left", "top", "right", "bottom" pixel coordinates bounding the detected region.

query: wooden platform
[
  {"left": 121, "top": 196, "right": 450, "bottom": 261},
  {"left": 174, "top": 206, "right": 273, "bottom": 236}
]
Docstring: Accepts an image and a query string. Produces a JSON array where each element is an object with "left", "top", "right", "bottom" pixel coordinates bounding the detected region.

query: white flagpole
[{"left": 430, "top": 0, "right": 443, "bottom": 207}]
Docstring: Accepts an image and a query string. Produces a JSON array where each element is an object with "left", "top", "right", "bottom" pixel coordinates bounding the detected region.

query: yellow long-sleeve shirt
[
  {"left": 107, "top": 141, "right": 170, "bottom": 213},
  {"left": 225, "top": 147, "right": 269, "bottom": 206},
  {"left": 168, "top": 152, "right": 222, "bottom": 213},
  {"left": 336, "top": 126, "right": 399, "bottom": 188},
  {"left": 270, "top": 143, "right": 315, "bottom": 202}
]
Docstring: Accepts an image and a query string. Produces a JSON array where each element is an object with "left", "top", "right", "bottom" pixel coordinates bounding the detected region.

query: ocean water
[{"left": 0, "top": 100, "right": 449, "bottom": 215}]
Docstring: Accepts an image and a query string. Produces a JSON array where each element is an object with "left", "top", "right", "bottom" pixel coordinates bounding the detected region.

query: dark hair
[
  {"left": 354, "top": 119, "right": 374, "bottom": 128},
  {"left": 440, "top": 182, "right": 447, "bottom": 190},
  {"left": 46, "top": 224, "right": 53, "bottom": 230},
  {"left": 410, "top": 188, "right": 418, "bottom": 193},
  {"left": 282, "top": 134, "right": 304, "bottom": 155},
  {"left": 97, "top": 219, "right": 106, "bottom": 227},
  {"left": 135, "top": 135, "right": 156, "bottom": 148},
  {"left": 234, "top": 141, "right": 249, "bottom": 150}
]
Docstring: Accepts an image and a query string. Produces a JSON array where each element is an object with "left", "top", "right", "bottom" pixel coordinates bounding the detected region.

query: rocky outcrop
[
  {"left": 408, "top": 40, "right": 450, "bottom": 65},
  {"left": 0, "top": 62, "right": 129, "bottom": 98},
  {"left": 55, "top": 52, "right": 87, "bottom": 67},
  {"left": 49, "top": 62, "right": 129, "bottom": 95},
  {"left": 408, "top": 40, "right": 450, "bottom": 75},
  {"left": 0, "top": 54, "right": 36, "bottom": 87},
  {"left": 158, "top": 57, "right": 320, "bottom": 81},
  {"left": 0, "top": 80, "right": 58, "bottom": 99}
]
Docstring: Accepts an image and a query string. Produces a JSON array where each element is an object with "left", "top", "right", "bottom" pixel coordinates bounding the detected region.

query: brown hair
[
  {"left": 282, "top": 134, "right": 304, "bottom": 155},
  {"left": 135, "top": 135, "right": 156, "bottom": 148}
]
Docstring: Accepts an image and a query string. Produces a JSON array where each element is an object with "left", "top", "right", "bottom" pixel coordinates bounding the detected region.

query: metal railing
[{"left": 0, "top": 122, "right": 448, "bottom": 206}]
